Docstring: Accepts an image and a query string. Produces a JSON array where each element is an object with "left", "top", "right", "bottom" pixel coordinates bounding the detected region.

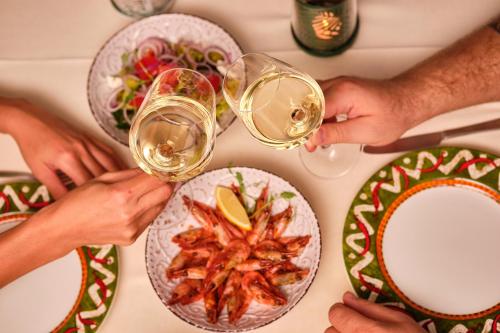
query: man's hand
[
  {"left": 305, "top": 77, "right": 421, "bottom": 151},
  {"left": 1, "top": 98, "right": 125, "bottom": 198},
  {"left": 308, "top": 21, "right": 500, "bottom": 150},
  {"left": 325, "top": 292, "right": 425, "bottom": 333}
]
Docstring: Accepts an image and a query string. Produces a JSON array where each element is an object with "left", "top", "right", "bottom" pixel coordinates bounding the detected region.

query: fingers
[
  {"left": 60, "top": 157, "right": 93, "bottom": 186},
  {"left": 343, "top": 291, "right": 411, "bottom": 323},
  {"left": 137, "top": 183, "right": 172, "bottom": 210},
  {"left": 318, "top": 79, "right": 336, "bottom": 91},
  {"left": 79, "top": 146, "right": 106, "bottom": 177},
  {"left": 116, "top": 171, "right": 166, "bottom": 198},
  {"left": 324, "top": 327, "right": 340, "bottom": 333},
  {"left": 328, "top": 302, "right": 378, "bottom": 332},
  {"left": 320, "top": 78, "right": 357, "bottom": 119},
  {"left": 307, "top": 119, "right": 361, "bottom": 147},
  {"left": 97, "top": 168, "right": 142, "bottom": 183},
  {"left": 85, "top": 141, "right": 122, "bottom": 172},
  {"left": 87, "top": 136, "right": 127, "bottom": 169},
  {"left": 34, "top": 166, "right": 68, "bottom": 199},
  {"left": 133, "top": 203, "right": 166, "bottom": 239}
]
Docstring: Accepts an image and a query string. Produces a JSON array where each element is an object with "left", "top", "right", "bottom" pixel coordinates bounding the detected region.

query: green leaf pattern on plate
[
  {"left": 343, "top": 147, "right": 500, "bottom": 333},
  {"left": 0, "top": 181, "right": 119, "bottom": 333}
]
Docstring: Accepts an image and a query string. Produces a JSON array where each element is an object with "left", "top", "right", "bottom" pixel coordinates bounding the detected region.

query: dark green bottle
[{"left": 291, "top": 0, "right": 359, "bottom": 56}]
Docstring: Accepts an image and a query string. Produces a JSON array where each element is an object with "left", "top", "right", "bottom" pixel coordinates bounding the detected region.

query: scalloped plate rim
[
  {"left": 87, "top": 13, "right": 243, "bottom": 146},
  {"left": 145, "top": 166, "right": 322, "bottom": 332}
]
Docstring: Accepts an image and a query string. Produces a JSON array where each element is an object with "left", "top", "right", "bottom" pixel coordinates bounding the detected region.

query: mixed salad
[{"left": 106, "top": 36, "right": 232, "bottom": 130}]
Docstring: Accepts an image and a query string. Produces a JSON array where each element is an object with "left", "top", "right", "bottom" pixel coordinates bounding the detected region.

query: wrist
[
  {"left": 386, "top": 75, "right": 441, "bottom": 128},
  {"left": 26, "top": 206, "right": 79, "bottom": 255},
  {"left": 0, "top": 98, "right": 35, "bottom": 139}
]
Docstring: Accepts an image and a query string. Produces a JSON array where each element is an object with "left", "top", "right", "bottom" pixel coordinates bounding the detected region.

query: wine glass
[
  {"left": 222, "top": 53, "right": 361, "bottom": 178},
  {"left": 129, "top": 68, "right": 217, "bottom": 223},
  {"left": 111, "top": 0, "right": 174, "bottom": 17}
]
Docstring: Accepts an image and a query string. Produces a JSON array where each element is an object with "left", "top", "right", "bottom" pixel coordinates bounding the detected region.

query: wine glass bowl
[
  {"left": 222, "top": 53, "right": 325, "bottom": 150},
  {"left": 129, "top": 68, "right": 217, "bottom": 182}
]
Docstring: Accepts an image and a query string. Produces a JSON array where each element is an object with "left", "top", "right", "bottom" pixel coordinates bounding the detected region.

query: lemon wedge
[{"left": 215, "top": 186, "right": 252, "bottom": 231}]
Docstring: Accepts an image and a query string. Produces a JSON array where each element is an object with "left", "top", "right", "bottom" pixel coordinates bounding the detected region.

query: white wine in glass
[
  {"left": 129, "top": 68, "right": 216, "bottom": 182},
  {"left": 223, "top": 53, "right": 361, "bottom": 178},
  {"left": 238, "top": 71, "right": 324, "bottom": 149}
]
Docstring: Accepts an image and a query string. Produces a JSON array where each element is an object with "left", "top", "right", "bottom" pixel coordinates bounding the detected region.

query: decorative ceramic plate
[
  {"left": 0, "top": 176, "right": 119, "bottom": 333},
  {"left": 343, "top": 147, "right": 500, "bottom": 333},
  {"left": 87, "top": 13, "right": 242, "bottom": 145},
  {"left": 146, "top": 167, "right": 321, "bottom": 331}
]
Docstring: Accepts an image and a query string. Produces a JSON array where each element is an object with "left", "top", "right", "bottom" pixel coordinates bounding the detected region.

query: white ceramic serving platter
[{"left": 146, "top": 167, "right": 321, "bottom": 331}]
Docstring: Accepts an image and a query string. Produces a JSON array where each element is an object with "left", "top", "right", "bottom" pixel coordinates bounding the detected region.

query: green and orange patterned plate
[
  {"left": 343, "top": 147, "right": 500, "bottom": 333},
  {"left": 0, "top": 175, "right": 119, "bottom": 333}
]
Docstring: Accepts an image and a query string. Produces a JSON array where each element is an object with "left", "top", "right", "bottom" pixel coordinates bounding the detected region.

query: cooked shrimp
[
  {"left": 241, "top": 271, "right": 287, "bottom": 306},
  {"left": 253, "top": 240, "right": 288, "bottom": 261},
  {"left": 204, "top": 240, "right": 251, "bottom": 293},
  {"left": 168, "top": 279, "right": 203, "bottom": 305},
  {"left": 172, "top": 228, "right": 213, "bottom": 248},
  {"left": 207, "top": 209, "right": 233, "bottom": 247},
  {"left": 265, "top": 261, "right": 309, "bottom": 286},
  {"left": 169, "top": 266, "right": 208, "bottom": 280},
  {"left": 230, "top": 183, "right": 246, "bottom": 207},
  {"left": 204, "top": 287, "right": 222, "bottom": 324},
  {"left": 219, "top": 271, "right": 251, "bottom": 324},
  {"left": 271, "top": 205, "right": 293, "bottom": 239},
  {"left": 169, "top": 191, "right": 311, "bottom": 325},
  {"left": 166, "top": 251, "right": 192, "bottom": 279},
  {"left": 183, "top": 242, "right": 220, "bottom": 259},
  {"left": 246, "top": 210, "right": 270, "bottom": 245},
  {"left": 279, "top": 235, "right": 311, "bottom": 257},
  {"left": 182, "top": 196, "right": 215, "bottom": 232},
  {"left": 235, "top": 259, "right": 274, "bottom": 272},
  {"left": 215, "top": 208, "right": 246, "bottom": 239}
]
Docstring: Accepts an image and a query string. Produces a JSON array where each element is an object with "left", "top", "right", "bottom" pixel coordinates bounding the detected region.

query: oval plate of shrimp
[{"left": 146, "top": 167, "right": 321, "bottom": 331}]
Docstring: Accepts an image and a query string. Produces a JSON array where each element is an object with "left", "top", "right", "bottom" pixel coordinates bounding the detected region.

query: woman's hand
[
  {"left": 39, "top": 168, "right": 172, "bottom": 247},
  {"left": 325, "top": 292, "right": 425, "bottom": 333},
  {"left": 306, "top": 77, "right": 425, "bottom": 151},
  {"left": 0, "top": 168, "right": 171, "bottom": 287},
  {"left": 0, "top": 98, "right": 125, "bottom": 198}
]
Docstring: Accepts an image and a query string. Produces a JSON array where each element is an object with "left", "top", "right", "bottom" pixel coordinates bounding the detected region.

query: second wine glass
[
  {"left": 129, "top": 68, "right": 216, "bottom": 182},
  {"left": 129, "top": 68, "right": 217, "bottom": 225},
  {"left": 222, "top": 53, "right": 360, "bottom": 178}
]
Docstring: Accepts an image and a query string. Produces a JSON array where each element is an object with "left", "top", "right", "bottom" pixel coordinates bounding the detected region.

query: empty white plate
[{"left": 382, "top": 183, "right": 500, "bottom": 316}]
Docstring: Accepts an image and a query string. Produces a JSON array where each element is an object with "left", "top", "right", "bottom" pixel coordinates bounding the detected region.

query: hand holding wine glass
[
  {"left": 222, "top": 53, "right": 361, "bottom": 178},
  {"left": 128, "top": 68, "right": 217, "bottom": 223},
  {"left": 0, "top": 168, "right": 171, "bottom": 287},
  {"left": 305, "top": 77, "right": 420, "bottom": 150}
]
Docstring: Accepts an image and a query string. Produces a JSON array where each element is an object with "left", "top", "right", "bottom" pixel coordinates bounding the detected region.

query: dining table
[{"left": 1, "top": 0, "right": 500, "bottom": 332}]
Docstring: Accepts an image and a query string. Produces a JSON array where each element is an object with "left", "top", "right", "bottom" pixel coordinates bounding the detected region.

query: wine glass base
[{"left": 299, "top": 143, "right": 362, "bottom": 179}]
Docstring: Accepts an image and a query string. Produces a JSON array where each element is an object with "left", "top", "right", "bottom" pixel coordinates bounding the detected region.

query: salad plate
[
  {"left": 145, "top": 167, "right": 321, "bottom": 331},
  {"left": 343, "top": 147, "right": 500, "bottom": 333},
  {"left": 0, "top": 177, "right": 119, "bottom": 333},
  {"left": 87, "top": 13, "right": 243, "bottom": 145}
]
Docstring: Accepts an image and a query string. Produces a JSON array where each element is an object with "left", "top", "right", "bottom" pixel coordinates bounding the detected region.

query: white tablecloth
[{"left": 1, "top": 0, "right": 500, "bottom": 332}]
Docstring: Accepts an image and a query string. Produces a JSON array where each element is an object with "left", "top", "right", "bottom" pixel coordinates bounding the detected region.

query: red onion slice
[
  {"left": 106, "top": 88, "right": 126, "bottom": 112},
  {"left": 204, "top": 46, "right": 229, "bottom": 66},
  {"left": 137, "top": 37, "right": 166, "bottom": 59}
]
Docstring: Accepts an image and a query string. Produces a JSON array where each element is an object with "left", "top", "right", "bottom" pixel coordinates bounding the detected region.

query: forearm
[
  {"left": 391, "top": 17, "right": 500, "bottom": 125},
  {"left": 0, "top": 97, "right": 34, "bottom": 138},
  {"left": 0, "top": 210, "right": 74, "bottom": 287},
  {"left": 0, "top": 97, "right": 52, "bottom": 144}
]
